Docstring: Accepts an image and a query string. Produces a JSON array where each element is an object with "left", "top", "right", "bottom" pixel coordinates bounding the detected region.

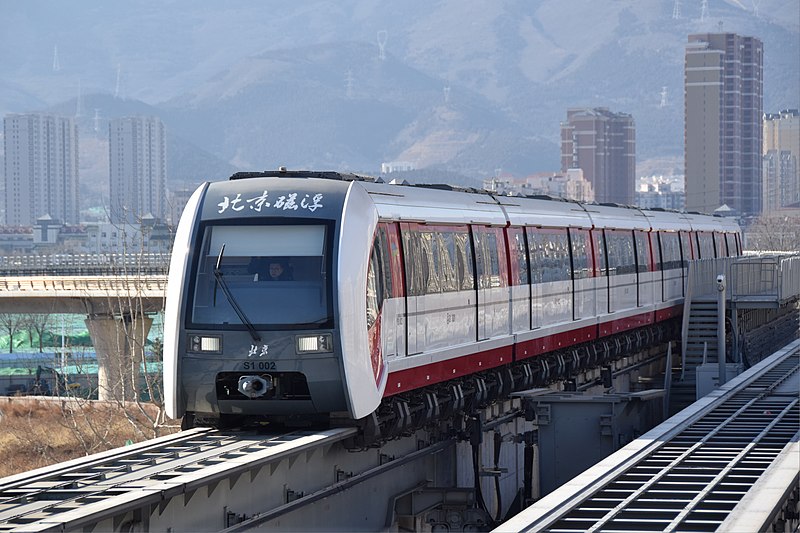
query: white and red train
[{"left": 164, "top": 170, "right": 741, "bottom": 428}]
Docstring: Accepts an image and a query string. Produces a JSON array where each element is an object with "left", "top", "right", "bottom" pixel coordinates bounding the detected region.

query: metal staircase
[{"left": 673, "top": 253, "right": 800, "bottom": 414}]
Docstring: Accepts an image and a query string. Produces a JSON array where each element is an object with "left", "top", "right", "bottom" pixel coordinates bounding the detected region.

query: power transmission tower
[
  {"left": 660, "top": 87, "right": 668, "bottom": 108},
  {"left": 673, "top": 0, "right": 681, "bottom": 19},
  {"left": 75, "top": 79, "right": 82, "bottom": 118},
  {"left": 700, "top": 0, "right": 708, "bottom": 22},
  {"left": 377, "top": 30, "right": 388, "bottom": 60},
  {"left": 53, "top": 45, "right": 61, "bottom": 72},
  {"left": 114, "top": 64, "right": 122, "bottom": 99},
  {"left": 443, "top": 86, "right": 451, "bottom": 104},
  {"left": 345, "top": 70, "right": 355, "bottom": 99}
]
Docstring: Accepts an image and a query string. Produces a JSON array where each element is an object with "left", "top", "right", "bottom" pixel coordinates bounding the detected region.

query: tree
[
  {"left": 744, "top": 213, "right": 800, "bottom": 251},
  {"left": 24, "top": 313, "right": 53, "bottom": 353},
  {"left": 0, "top": 313, "right": 25, "bottom": 353}
]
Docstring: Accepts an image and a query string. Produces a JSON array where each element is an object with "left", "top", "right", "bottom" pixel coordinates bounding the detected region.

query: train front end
[{"left": 164, "top": 174, "right": 382, "bottom": 427}]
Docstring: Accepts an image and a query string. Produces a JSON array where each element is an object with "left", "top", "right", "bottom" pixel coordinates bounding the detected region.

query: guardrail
[
  {"left": 688, "top": 253, "right": 800, "bottom": 303},
  {"left": 0, "top": 253, "right": 170, "bottom": 276}
]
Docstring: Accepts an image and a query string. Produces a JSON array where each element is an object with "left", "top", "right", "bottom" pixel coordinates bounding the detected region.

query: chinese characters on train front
[{"left": 217, "top": 191, "right": 324, "bottom": 214}]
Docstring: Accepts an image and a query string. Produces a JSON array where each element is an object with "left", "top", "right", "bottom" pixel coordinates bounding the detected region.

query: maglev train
[{"left": 164, "top": 170, "right": 741, "bottom": 428}]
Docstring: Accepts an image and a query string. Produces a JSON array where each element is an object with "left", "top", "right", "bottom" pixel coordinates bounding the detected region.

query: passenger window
[
  {"left": 508, "top": 227, "right": 529, "bottom": 285},
  {"left": 634, "top": 231, "right": 650, "bottom": 273},
  {"left": 605, "top": 230, "right": 636, "bottom": 275},
  {"left": 569, "top": 229, "right": 591, "bottom": 280},
  {"left": 527, "top": 227, "right": 570, "bottom": 283}
]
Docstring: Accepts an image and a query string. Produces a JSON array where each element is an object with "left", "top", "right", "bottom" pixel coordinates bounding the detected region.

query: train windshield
[{"left": 190, "top": 223, "right": 333, "bottom": 329}]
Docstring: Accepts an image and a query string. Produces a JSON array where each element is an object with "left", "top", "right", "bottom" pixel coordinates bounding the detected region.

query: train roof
[
  {"left": 361, "top": 181, "right": 507, "bottom": 226},
  {"left": 213, "top": 170, "right": 741, "bottom": 234}
]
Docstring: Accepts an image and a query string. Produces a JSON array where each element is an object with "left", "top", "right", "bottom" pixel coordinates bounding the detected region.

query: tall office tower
[
  {"left": 763, "top": 110, "right": 800, "bottom": 210},
  {"left": 684, "top": 33, "right": 763, "bottom": 216},
  {"left": 560, "top": 107, "right": 635, "bottom": 205},
  {"left": 109, "top": 116, "right": 167, "bottom": 224},
  {"left": 3, "top": 113, "right": 80, "bottom": 226}
]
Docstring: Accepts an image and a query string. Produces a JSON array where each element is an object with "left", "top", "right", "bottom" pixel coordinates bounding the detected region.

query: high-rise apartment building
[
  {"left": 3, "top": 113, "right": 79, "bottom": 226},
  {"left": 560, "top": 107, "right": 635, "bottom": 205},
  {"left": 684, "top": 33, "right": 763, "bottom": 216},
  {"left": 109, "top": 116, "right": 167, "bottom": 224},
  {"left": 763, "top": 110, "right": 800, "bottom": 210}
]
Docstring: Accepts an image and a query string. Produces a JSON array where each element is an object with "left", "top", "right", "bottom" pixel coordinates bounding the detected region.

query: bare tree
[
  {"left": 745, "top": 213, "right": 800, "bottom": 251},
  {"left": 0, "top": 313, "right": 25, "bottom": 353},
  {"left": 23, "top": 313, "right": 53, "bottom": 353}
]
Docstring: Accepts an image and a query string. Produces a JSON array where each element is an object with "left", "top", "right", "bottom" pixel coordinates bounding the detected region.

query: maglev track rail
[
  {"left": 0, "top": 427, "right": 356, "bottom": 532},
  {"left": 498, "top": 339, "right": 800, "bottom": 533}
]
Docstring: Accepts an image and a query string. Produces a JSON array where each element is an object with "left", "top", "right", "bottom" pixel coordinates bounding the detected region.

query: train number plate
[{"left": 241, "top": 361, "right": 277, "bottom": 371}]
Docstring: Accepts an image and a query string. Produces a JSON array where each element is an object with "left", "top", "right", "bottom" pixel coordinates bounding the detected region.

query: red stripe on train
[{"left": 382, "top": 308, "right": 681, "bottom": 397}]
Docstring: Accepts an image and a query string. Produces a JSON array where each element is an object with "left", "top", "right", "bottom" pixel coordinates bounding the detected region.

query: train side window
[
  {"left": 438, "top": 231, "right": 459, "bottom": 292},
  {"left": 660, "top": 232, "right": 681, "bottom": 270},
  {"left": 606, "top": 230, "right": 636, "bottom": 275},
  {"left": 593, "top": 229, "right": 607, "bottom": 277},
  {"left": 402, "top": 227, "right": 422, "bottom": 296},
  {"left": 697, "top": 232, "right": 715, "bottom": 259},
  {"left": 650, "top": 232, "right": 662, "bottom": 271},
  {"left": 366, "top": 226, "right": 393, "bottom": 328},
  {"left": 422, "top": 231, "right": 441, "bottom": 293},
  {"left": 713, "top": 232, "right": 727, "bottom": 258},
  {"left": 508, "top": 227, "right": 529, "bottom": 285},
  {"left": 725, "top": 233, "right": 738, "bottom": 257},
  {"left": 528, "top": 227, "right": 570, "bottom": 283},
  {"left": 474, "top": 228, "right": 502, "bottom": 289},
  {"left": 569, "top": 228, "right": 591, "bottom": 280},
  {"left": 679, "top": 231, "right": 693, "bottom": 264},
  {"left": 634, "top": 231, "right": 650, "bottom": 273},
  {"left": 454, "top": 231, "right": 474, "bottom": 290}
]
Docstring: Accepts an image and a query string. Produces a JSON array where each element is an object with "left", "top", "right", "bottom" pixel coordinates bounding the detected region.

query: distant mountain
[{"left": 1, "top": 0, "right": 796, "bottom": 182}]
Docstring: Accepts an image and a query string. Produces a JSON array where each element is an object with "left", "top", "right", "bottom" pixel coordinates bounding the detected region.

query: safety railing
[
  {"left": 688, "top": 253, "right": 800, "bottom": 303},
  {"left": 0, "top": 252, "right": 170, "bottom": 276}
]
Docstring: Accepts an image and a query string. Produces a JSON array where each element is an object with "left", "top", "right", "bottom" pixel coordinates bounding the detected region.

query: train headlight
[
  {"left": 296, "top": 334, "right": 333, "bottom": 354},
  {"left": 188, "top": 334, "right": 222, "bottom": 353}
]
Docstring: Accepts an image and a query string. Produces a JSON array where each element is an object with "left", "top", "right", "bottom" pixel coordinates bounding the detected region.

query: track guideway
[
  {"left": 0, "top": 427, "right": 356, "bottom": 532},
  {"left": 497, "top": 340, "right": 800, "bottom": 533}
]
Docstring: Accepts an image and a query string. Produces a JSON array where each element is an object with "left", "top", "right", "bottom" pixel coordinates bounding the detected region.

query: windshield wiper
[{"left": 213, "top": 244, "right": 262, "bottom": 342}]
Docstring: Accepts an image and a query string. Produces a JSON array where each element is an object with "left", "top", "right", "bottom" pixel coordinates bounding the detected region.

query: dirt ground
[{"left": 0, "top": 397, "right": 178, "bottom": 478}]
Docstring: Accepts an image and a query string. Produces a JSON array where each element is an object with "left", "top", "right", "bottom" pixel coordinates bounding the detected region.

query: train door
[
  {"left": 506, "top": 227, "right": 531, "bottom": 333},
  {"left": 679, "top": 231, "right": 694, "bottom": 296},
  {"left": 569, "top": 228, "right": 593, "bottom": 320},
  {"left": 473, "top": 226, "right": 510, "bottom": 340},
  {"left": 366, "top": 224, "right": 396, "bottom": 383},
  {"left": 660, "top": 231, "right": 683, "bottom": 301},
  {"left": 400, "top": 223, "right": 422, "bottom": 355},
  {"left": 592, "top": 229, "right": 609, "bottom": 319},
  {"left": 634, "top": 230, "right": 653, "bottom": 308},
  {"left": 605, "top": 229, "right": 637, "bottom": 313},
  {"left": 527, "top": 227, "right": 571, "bottom": 329},
  {"left": 650, "top": 232, "right": 664, "bottom": 302}
]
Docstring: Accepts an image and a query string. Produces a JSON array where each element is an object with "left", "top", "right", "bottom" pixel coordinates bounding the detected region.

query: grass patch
[{"left": 0, "top": 398, "right": 178, "bottom": 478}]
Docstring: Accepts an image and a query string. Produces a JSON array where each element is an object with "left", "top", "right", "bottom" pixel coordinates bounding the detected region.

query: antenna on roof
[
  {"left": 377, "top": 30, "right": 388, "bottom": 60},
  {"left": 52, "top": 45, "right": 61, "bottom": 72}
]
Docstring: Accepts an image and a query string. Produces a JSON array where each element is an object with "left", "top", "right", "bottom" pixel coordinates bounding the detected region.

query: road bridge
[{"left": 0, "top": 261, "right": 167, "bottom": 402}]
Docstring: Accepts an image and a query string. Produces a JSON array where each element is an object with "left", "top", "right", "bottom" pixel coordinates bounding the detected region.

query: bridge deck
[{"left": 496, "top": 339, "right": 800, "bottom": 533}]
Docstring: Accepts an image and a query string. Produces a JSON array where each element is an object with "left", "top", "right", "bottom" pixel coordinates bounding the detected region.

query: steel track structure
[
  {"left": 497, "top": 339, "right": 800, "bottom": 533},
  {"left": 0, "top": 427, "right": 357, "bottom": 532}
]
